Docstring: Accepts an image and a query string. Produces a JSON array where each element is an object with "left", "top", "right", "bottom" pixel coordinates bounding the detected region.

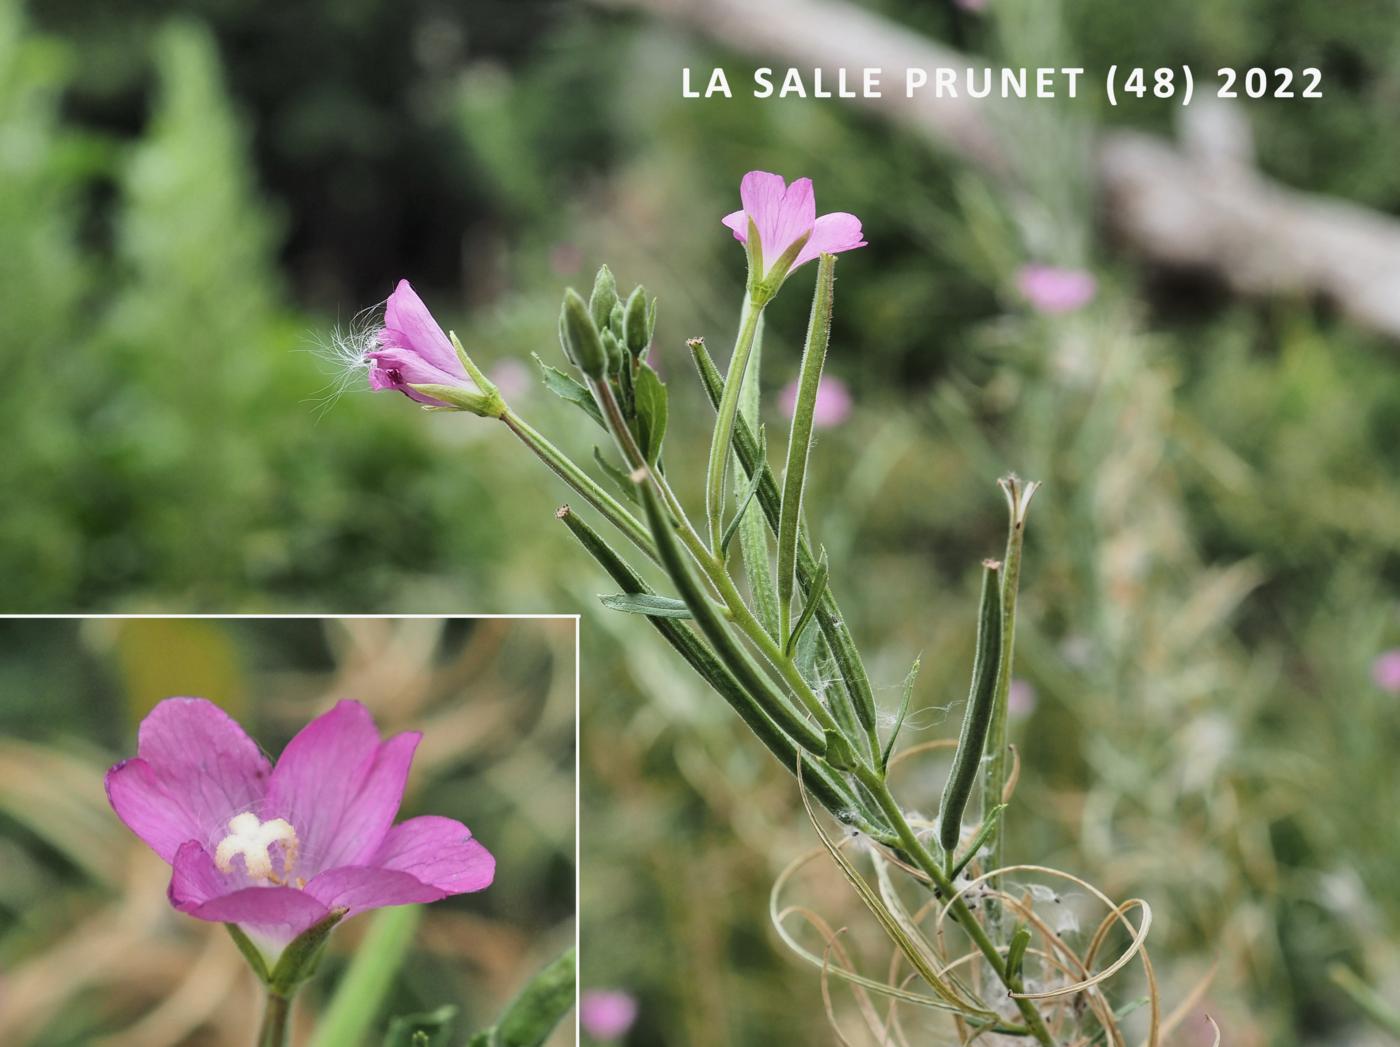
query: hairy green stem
[
  {"left": 258, "top": 992, "right": 291, "bottom": 1047},
  {"left": 705, "top": 298, "right": 764, "bottom": 552}
]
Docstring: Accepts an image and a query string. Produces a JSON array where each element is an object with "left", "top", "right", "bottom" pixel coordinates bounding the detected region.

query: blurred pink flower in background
[
  {"left": 580, "top": 989, "right": 638, "bottom": 1041},
  {"left": 490, "top": 358, "right": 532, "bottom": 401},
  {"left": 1008, "top": 678, "right": 1037, "bottom": 719},
  {"left": 1016, "top": 264, "right": 1097, "bottom": 314},
  {"left": 778, "top": 375, "right": 852, "bottom": 429},
  {"left": 954, "top": 0, "right": 988, "bottom": 11},
  {"left": 722, "top": 170, "right": 866, "bottom": 281},
  {"left": 1372, "top": 649, "right": 1400, "bottom": 693}
]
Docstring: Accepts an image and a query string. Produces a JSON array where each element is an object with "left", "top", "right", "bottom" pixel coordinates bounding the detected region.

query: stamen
[{"left": 214, "top": 812, "right": 300, "bottom": 883}]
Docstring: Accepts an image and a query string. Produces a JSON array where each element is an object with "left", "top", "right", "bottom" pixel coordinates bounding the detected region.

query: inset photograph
[{"left": 0, "top": 616, "right": 576, "bottom": 1047}]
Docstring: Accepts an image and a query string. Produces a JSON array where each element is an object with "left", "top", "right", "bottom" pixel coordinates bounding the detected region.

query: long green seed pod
[{"left": 938, "top": 560, "right": 1004, "bottom": 857}]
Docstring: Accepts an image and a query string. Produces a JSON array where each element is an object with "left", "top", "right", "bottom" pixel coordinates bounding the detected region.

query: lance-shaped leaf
[
  {"left": 531, "top": 353, "right": 604, "bottom": 428},
  {"left": 599, "top": 593, "right": 692, "bottom": 619},
  {"left": 631, "top": 362, "right": 668, "bottom": 465}
]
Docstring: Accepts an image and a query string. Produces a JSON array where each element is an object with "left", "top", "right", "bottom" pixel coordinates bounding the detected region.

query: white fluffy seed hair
[{"left": 304, "top": 301, "right": 385, "bottom": 417}]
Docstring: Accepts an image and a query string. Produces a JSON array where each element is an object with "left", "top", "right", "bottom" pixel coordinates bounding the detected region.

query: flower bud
[
  {"left": 561, "top": 288, "right": 608, "bottom": 379},
  {"left": 589, "top": 265, "right": 618, "bottom": 332},
  {"left": 623, "top": 286, "right": 653, "bottom": 358}
]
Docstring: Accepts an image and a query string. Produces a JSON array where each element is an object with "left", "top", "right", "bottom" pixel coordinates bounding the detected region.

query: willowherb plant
[{"left": 356, "top": 170, "right": 1203, "bottom": 1045}]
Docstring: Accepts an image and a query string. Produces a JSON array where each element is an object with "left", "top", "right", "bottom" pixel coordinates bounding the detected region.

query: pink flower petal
[
  {"left": 382, "top": 280, "right": 461, "bottom": 375},
  {"left": 171, "top": 841, "right": 330, "bottom": 941},
  {"left": 794, "top": 212, "right": 866, "bottom": 269},
  {"left": 366, "top": 346, "right": 466, "bottom": 389},
  {"left": 264, "top": 702, "right": 419, "bottom": 877},
  {"left": 769, "top": 176, "right": 817, "bottom": 261},
  {"left": 371, "top": 815, "right": 496, "bottom": 894},
  {"left": 303, "top": 866, "right": 448, "bottom": 920},
  {"left": 720, "top": 208, "right": 748, "bottom": 243},
  {"left": 106, "top": 698, "right": 271, "bottom": 863}
]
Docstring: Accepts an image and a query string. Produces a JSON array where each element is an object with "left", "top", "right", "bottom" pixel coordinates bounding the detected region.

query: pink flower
[
  {"left": 367, "top": 280, "right": 479, "bottom": 406},
  {"left": 722, "top": 171, "right": 865, "bottom": 284},
  {"left": 1372, "top": 650, "right": 1400, "bottom": 694},
  {"left": 106, "top": 698, "right": 494, "bottom": 960},
  {"left": 580, "top": 989, "right": 638, "bottom": 1041},
  {"left": 1016, "top": 264, "right": 1097, "bottom": 314},
  {"left": 778, "top": 375, "right": 852, "bottom": 429}
]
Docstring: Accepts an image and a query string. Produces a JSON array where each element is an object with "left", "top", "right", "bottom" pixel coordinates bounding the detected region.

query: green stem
[
  {"left": 853, "top": 767, "right": 1057, "bottom": 1046},
  {"left": 705, "top": 297, "right": 765, "bottom": 553},
  {"left": 499, "top": 408, "right": 656, "bottom": 563},
  {"left": 258, "top": 992, "right": 292, "bottom": 1047}
]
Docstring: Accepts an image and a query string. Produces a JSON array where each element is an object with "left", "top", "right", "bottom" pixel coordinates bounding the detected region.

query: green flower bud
[
  {"left": 589, "top": 265, "right": 618, "bottom": 332},
  {"left": 561, "top": 288, "right": 607, "bottom": 379},
  {"left": 623, "top": 287, "right": 653, "bottom": 358}
]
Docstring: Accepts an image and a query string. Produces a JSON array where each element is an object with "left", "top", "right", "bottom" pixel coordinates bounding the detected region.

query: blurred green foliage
[{"left": 3, "top": 0, "right": 1400, "bottom": 1042}]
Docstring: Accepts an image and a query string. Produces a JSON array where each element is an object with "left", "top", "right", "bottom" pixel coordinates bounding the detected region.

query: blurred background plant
[
  {"left": 0, "top": 616, "right": 577, "bottom": 1046},
  {"left": 3, "top": 0, "right": 1400, "bottom": 1041}
]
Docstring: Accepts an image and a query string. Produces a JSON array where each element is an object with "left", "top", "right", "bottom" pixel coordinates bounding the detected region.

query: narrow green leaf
[
  {"left": 530, "top": 353, "right": 603, "bottom": 427},
  {"left": 947, "top": 804, "right": 1007, "bottom": 882},
  {"left": 599, "top": 593, "right": 692, "bottom": 618},
  {"left": 777, "top": 253, "right": 836, "bottom": 640},
  {"left": 822, "top": 728, "right": 858, "bottom": 771},
  {"left": 880, "top": 657, "right": 922, "bottom": 772},
  {"left": 784, "top": 554, "right": 829, "bottom": 658},
  {"left": 720, "top": 426, "right": 767, "bottom": 556},
  {"left": 592, "top": 447, "right": 639, "bottom": 505},
  {"left": 938, "top": 560, "right": 1004, "bottom": 858},
  {"left": 1005, "top": 924, "right": 1031, "bottom": 987}
]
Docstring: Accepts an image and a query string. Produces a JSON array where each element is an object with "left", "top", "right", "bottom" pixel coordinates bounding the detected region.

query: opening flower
[
  {"left": 106, "top": 698, "right": 494, "bottom": 962},
  {"left": 778, "top": 374, "right": 852, "bottom": 429},
  {"left": 366, "top": 279, "right": 502, "bottom": 415},
  {"left": 722, "top": 171, "right": 865, "bottom": 290},
  {"left": 580, "top": 989, "right": 638, "bottom": 1041},
  {"left": 1016, "top": 264, "right": 1097, "bottom": 314}
]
